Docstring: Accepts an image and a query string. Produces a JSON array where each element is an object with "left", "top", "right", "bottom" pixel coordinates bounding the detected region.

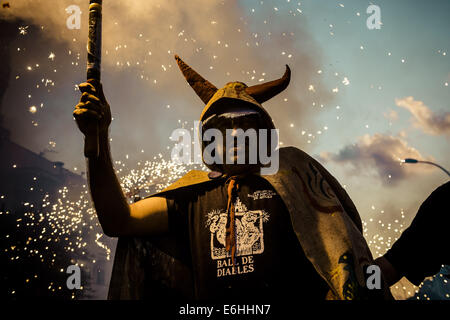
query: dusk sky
[{"left": 1, "top": 0, "right": 449, "bottom": 298}]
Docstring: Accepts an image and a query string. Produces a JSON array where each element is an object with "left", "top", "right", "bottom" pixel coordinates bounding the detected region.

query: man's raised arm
[{"left": 73, "top": 79, "right": 168, "bottom": 237}]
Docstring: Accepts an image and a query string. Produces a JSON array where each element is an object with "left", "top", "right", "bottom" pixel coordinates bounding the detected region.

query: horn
[
  {"left": 245, "top": 65, "right": 291, "bottom": 104},
  {"left": 174, "top": 55, "right": 218, "bottom": 104}
]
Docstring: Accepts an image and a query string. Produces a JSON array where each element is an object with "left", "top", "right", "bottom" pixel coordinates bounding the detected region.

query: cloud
[
  {"left": 320, "top": 133, "right": 433, "bottom": 185},
  {"left": 383, "top": 109, "right": 398, "bottom": 122},
  {"left": 395, "top": 96, "right": 450, "bottom": 136}
]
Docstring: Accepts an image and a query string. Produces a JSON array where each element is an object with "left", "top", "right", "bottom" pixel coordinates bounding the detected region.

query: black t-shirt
[
  {"left": 384, "top": 181, "right": 450, "bottom": 285},
  {"left": 166, "top": 173, "right": 329, "bottom": 301}
]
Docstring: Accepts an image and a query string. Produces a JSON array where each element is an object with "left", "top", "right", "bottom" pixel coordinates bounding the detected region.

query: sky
[{"left": 1, "top": 0, "right": 449, "bottom": 298}]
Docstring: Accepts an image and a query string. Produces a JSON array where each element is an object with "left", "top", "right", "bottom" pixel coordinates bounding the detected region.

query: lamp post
[{"left": 403, "top": 158, "right": 450, "bottom": 177}]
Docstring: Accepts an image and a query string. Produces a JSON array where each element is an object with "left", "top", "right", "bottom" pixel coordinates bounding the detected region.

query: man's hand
[
  {"left": 73, "top": 79, "right": 111, "bottom": 137},
  {"left": 374, "top": 256, "right": 401, "bottom": 287},
  {"left": 74, "top": 79, "right": 169, "bottom": 237}
]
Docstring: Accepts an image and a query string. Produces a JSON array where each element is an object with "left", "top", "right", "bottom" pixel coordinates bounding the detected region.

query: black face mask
[{"left": 201, "top": 110, "right": 267, "bottom": 136}]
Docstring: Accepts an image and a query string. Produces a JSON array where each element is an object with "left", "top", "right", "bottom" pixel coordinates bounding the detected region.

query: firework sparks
[
  {"left": 1, "top": 151, "right": 207, "bottom": 298},
  {"left": 18, "top": 26, "right": 28, "bottom": 35}
]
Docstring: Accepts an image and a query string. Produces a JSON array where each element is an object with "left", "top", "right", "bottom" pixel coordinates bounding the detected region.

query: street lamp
[{"left": 403, "top": 158, "right": 450, "bottom": 177}]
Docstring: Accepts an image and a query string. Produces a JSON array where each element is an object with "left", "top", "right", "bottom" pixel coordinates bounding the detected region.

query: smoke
[{"left": 1, "top": 0, "right": 332, "bottom": 171}]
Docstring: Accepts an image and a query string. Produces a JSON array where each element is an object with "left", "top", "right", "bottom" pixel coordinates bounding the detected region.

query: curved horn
[
  {"left": 245, "top": 65, "right": 291, "bottom": 104},
  {"left": 174, "top": 55, "right": 218, "bottom": 104}
]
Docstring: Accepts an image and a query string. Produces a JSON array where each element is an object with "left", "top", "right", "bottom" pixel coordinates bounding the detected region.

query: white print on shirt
[
  {"left": 205, "top": 196, "right": 269, "bottom": 277},
  {"left": 247, "top": 190, "right": 277, "bottom": 200}
]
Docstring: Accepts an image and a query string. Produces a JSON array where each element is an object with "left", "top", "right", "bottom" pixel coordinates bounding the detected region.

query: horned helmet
[{"left": 175, "top": 55, "right": 290, "bottom": 173}]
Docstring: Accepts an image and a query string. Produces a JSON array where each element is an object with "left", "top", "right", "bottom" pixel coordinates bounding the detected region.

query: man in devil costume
[{"left": 74, "top": 55, "right": 394, "bottom": 300}]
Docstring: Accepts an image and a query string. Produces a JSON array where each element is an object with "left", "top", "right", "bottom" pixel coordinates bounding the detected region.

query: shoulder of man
[
  {"left": 275, "top": 146, "right": 363, "bottom": 232},
  {"left": 428, "top": 180, "right": 450, "bottom": 203}
]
